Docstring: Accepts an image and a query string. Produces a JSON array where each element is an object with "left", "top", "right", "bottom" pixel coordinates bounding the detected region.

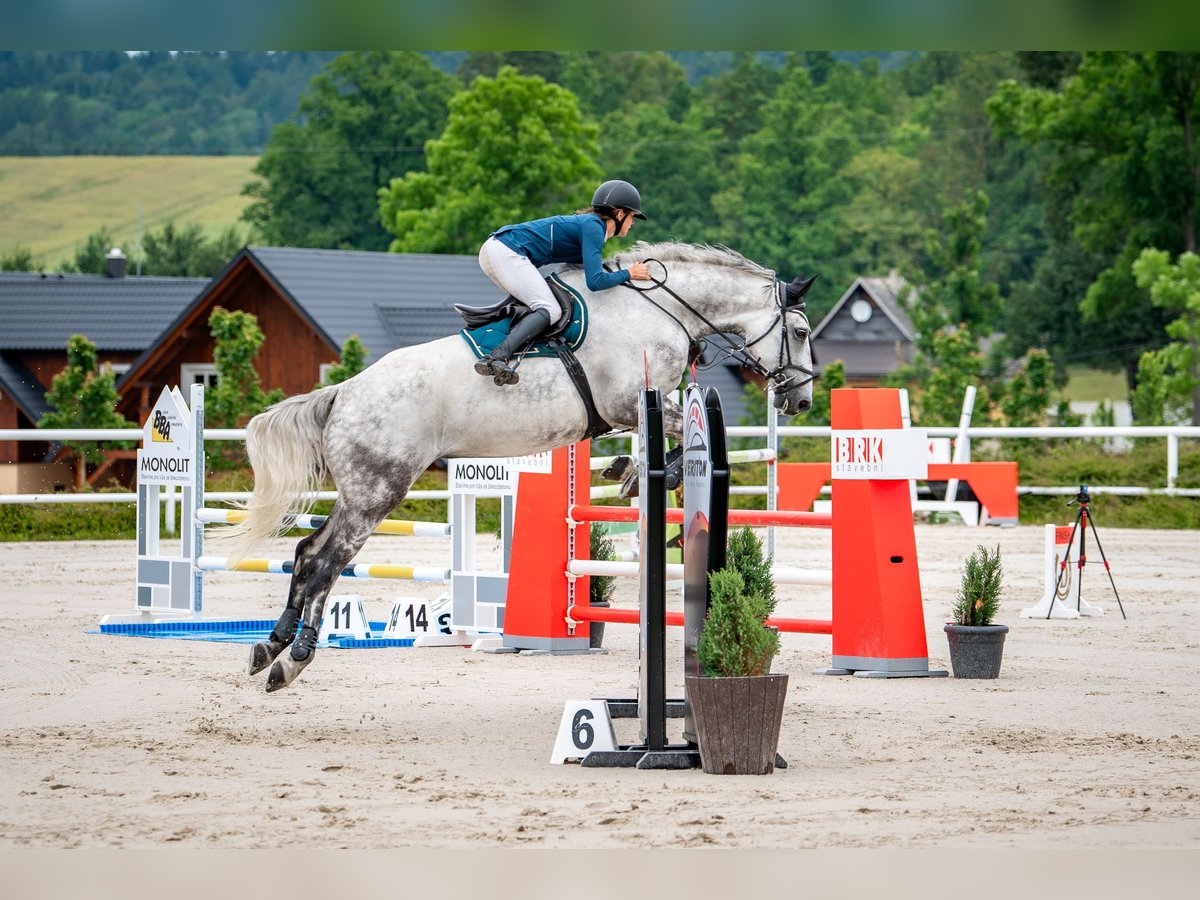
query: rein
[{"left": 619, "top": 258, "right": 818, "bottom": 393}]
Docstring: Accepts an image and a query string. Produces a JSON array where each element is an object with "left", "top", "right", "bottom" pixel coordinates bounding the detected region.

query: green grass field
[
  {"left": 0, "top": 156, "right": 259, "bottom": 266},
  {"left": 1064, "top": 365, "right": 1128, "bottom": 403}
]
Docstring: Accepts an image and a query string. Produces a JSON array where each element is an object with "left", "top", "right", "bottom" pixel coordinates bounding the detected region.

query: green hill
[{"left": 0, "top": 156, "right": 259, "bottom": 267}]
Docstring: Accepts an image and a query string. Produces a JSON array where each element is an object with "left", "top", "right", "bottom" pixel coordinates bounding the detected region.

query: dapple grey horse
[{"left": 215, "top": 241, "right": 816, "bottom": 691}]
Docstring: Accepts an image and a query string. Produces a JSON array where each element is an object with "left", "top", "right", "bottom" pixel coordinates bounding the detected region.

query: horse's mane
[{"left": 562, "top": 241, "right": 774, "bottom": 281}]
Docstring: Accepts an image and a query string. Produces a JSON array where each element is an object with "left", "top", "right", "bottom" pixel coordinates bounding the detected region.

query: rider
[{"left": 473, "top": 179, "right": 653, "bottom": 385}]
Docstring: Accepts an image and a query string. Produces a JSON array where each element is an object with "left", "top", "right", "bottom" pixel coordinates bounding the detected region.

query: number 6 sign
[{"left": 550, "top": 699, "right": 617, "bottom": 764}]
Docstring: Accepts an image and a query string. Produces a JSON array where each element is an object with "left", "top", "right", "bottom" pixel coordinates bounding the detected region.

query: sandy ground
[{"left": 1, "top": 521, "right": 1198, "bottom": 850}]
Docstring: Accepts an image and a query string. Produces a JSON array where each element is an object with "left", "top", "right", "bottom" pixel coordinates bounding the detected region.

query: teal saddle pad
[{"left": 460, "top": 274, "right": 589, "bottom": 360}]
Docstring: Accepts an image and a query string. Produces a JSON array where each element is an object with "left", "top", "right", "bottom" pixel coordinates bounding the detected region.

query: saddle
[{"left": 454, "top": 275, "right": 576, "bottom": 339}]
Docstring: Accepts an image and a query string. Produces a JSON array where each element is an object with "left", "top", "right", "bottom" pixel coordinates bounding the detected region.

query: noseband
[{"left": 621, "top": 259, "right": 818, "bottom": 394}]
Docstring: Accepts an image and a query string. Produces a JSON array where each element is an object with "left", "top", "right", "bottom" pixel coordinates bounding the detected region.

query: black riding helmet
[{"left": 592, "top": 180, "right": 647, "bottom": 220}]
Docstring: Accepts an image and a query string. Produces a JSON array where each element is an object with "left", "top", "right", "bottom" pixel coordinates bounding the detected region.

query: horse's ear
[{"left": 785, "top": 273, "right": 818, "bottom": 307}]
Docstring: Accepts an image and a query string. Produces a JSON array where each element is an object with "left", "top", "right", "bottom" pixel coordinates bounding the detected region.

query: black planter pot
[
  {"left": 685, "top": 673, "right": 788, "bottom": 775},
  {"left": 944, "top": 623, "right": 1009, "bottom": 679},
  {"left": 587, "top": 600, "right": 609, "bottom": 649}
]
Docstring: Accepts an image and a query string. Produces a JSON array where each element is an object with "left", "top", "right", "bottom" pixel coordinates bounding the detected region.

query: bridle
[{"left": 619, "top": 258, "right": 819, "bottom": 394}]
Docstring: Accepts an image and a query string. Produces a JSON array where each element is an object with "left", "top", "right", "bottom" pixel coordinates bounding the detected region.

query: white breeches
[{"left": 478, "top": 237, "right": 563, "bottom": 325}]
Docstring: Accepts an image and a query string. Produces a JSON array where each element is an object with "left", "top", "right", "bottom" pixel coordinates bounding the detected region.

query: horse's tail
[{"left": 214, "top": 384, "right": 341, "bottom": 564}]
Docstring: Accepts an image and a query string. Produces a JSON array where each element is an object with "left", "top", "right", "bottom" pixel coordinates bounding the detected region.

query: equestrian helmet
[{"left": 592, "top": 180, "right": 646, "bottom": 219}]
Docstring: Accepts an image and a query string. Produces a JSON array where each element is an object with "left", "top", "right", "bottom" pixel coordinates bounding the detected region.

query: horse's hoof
[
  {"left": 600, "top": 455, "right": 635, "bottom": 483},
  {"left": 619, "top": 471, "right": 640, "bottom": 499},
  {"left": 265, "top": 661, "right": 291, "bottom": 692},
  {"left": 265, "top": 654, "right": 308, "bottom": 693},
  {"left": 247, "top": 641, "right": 280, "bottom": 676}
]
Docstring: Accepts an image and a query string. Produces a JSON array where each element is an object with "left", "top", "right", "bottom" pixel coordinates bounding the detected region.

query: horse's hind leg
[
  {"left": 247, "top": 529, "right": 323, "bottom": 675},
  {"left": 264, "top": 497, "right": 400, "bottom": 692}
]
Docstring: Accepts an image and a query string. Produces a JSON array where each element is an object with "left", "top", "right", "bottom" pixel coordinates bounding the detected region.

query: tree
[
  {"left": 988, "top": 52, "right": 1200, "bottom": 389},
  {"left": 205, "top": 307, "right": 284, "bottom": 429},
  {"left": 243, "top": 51, "right": 457, "bottom": 251},
  {"left": 560, "top": 52, "right": 692, "bottom": 121},
  {"left": 457, "top": 52, "right": 566, "bottom": 86},
  {"left": 56, "top": 226, "right": 122, "bottom": 274},
  {"left": 379, "top": 66, "right": 601, "bottom": 255},
  {"left": 141, "top": 222, "right": 243, "bottom": 277},
  {"left": 1, "top": 245, "right": 43, "bottom": 271},
  {"left": 1131, "top": 248, "right": 1200, "bottom": 423},
  {"left": 38, "top": 334, "right": 133, "bottom": 490},
  {"left": 320, "top": 335, "right": 367, "bottom": 386},
  {"left": 911, "top": 328, "right": 988, "bottom": 426},
  {"left": 694, "top": 51, "right": 782, "bottom": 161},
  {"left": 914, "top": 190, "right": 1003, "bottom": 348},
  {"left": 594, "top": 103, "right": 721, "bottom": 246},
  {"left": 711, "top": 53, "right": 900, "bottom": 316},
  {"left": 1000, "top": 349, "right": 1061, "bottom": 427}
]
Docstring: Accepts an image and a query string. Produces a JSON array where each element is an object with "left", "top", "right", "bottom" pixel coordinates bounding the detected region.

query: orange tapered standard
[
  {"left": 828, "top": 389, "right": 945, "bottom": 677},
  {"left": 500, "top": 442, "right": 594, "bottom": 652}
]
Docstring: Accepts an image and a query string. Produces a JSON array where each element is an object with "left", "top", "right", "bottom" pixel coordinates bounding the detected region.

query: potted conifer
[
  {"left": 944, "top": 544, "right": 1009, "bottom": 678},
  {"left": 587, "top": 523, "right": 616, "bottom": 649},
  {"left": 685, "top": 527, "right": 788, "bottom": 775}
]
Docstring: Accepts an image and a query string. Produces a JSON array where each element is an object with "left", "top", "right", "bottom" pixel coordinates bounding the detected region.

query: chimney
[{"left": 105, "top": 247, "right": 127, "bottom": 279}]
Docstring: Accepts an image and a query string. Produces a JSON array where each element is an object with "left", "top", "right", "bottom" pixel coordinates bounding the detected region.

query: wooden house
[
  {"left": 810, "top": 271, "right": 917, "bottom": 384},
  {"left": 0, "top": 267, "right": 208, "bottom": 491}
]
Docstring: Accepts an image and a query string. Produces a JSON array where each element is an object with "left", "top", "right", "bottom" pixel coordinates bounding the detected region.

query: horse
[{"left": 215, "top": 241, "right": 816, "bottom": 692}]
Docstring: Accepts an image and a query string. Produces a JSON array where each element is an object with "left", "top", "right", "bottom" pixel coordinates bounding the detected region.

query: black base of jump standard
[
  {"left": 584, "top": 698, "right": 788, "bottom": 770},
  {"left": 579, "top": 388, "right": 787, "bottom": 771}
]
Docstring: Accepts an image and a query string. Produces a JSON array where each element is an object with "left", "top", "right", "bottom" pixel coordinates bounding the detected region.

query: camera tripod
[{"left": 1050, "top": 485, "right": 1126, "bottom": 620}]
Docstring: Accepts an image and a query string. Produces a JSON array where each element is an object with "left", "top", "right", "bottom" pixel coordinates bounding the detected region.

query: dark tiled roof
[
  {"left": 377, "top": 304, "right": 465, "bottom": 350},
  {"left": 0, "top": 271, "right": 208, "bottom": 350},
  {"left": 0, "top": 353, "right": 49, "bottom": 420},
  {"left": 246, "top": 247, "right": 500, "bottom": 364},
  {"left": 812, "top": 273, "right": 917, "bottom": 342}
]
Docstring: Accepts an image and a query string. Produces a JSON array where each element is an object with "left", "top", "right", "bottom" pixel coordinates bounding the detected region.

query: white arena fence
[{"left": 4, "top": 423, "right": 1200, "bottom": 518}]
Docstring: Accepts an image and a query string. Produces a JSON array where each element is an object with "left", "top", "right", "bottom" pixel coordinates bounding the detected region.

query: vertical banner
[
  {"left": 637, "top": 390, "right": 667, "bottom": 751},
  {"left": 681, "top": 385, "right": 729, "bottom": 744}
]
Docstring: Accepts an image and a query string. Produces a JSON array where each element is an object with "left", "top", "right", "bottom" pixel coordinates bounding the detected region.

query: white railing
[{"left": 3, "top": 422, "right": 1200, "bottom": 505}]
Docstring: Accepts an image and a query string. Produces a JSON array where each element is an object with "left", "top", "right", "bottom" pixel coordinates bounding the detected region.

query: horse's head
[
  {"left": 759, "top": 272, "right": 818, "bottom": 416},
  {"left": 607, "top": 242, "right": 817, "bottom": 415}
]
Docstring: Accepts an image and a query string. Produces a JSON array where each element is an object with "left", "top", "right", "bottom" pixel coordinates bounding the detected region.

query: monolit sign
[{"left": 137, "top": 386, "right": 194, "bottom": 487}]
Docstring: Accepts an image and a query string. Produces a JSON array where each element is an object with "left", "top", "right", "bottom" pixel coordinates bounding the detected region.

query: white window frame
[
  {"left": 180, "top": 363, "right": 220, "bottom": 390},
  {"left": 318, "top": 362, "right": 335, "bottom": 385}
]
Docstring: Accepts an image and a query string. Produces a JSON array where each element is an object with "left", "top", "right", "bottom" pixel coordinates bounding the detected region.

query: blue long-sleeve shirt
[{"left": 492, "top": 213, "right": 631, "bottom": 292}]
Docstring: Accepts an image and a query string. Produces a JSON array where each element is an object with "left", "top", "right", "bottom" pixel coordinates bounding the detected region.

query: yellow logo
[{"left": 151, "top": 409, "right": 173, "bottom": 443}]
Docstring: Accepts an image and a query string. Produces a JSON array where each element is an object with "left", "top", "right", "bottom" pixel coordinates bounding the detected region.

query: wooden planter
[
  {"left": 944, "top": 623, "right": 1009, "bottom": 678},
  {"left": 685, "top": 674, "right": 788, "bottom": 775}
]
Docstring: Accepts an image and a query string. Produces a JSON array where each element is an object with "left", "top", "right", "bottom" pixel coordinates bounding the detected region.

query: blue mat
[{"left": 91, "top": 618, "right": 415, "bottom": 649}]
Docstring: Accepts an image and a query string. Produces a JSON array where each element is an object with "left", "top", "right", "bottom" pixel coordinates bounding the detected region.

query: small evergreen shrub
[
  {"left": 697, "top": 527, "right": 780, "bottom": 677},
  {"left": 589, "top": 523, "right": 617, "bottom": 606},
  {"left": 952, "top": 544, "right": 1003, "bottom": 626}
]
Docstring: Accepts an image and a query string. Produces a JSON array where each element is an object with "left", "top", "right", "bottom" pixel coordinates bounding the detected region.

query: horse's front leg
[
  {"left": 264, "top": 502, "right": 394, "bottom": 693},
  {"left": 264, "top": 556, "right": 333, "bottom": 692},
  {"left": 247, "top": 530, "right": 321, "bottom": 675},
  {"left": 600, "top": 394, "right": 686, "bottom": 498}
]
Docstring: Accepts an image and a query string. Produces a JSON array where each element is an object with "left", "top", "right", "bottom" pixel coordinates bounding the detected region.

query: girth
[{"left": 545, "top": 340, "right": 613, "bottom": 440}]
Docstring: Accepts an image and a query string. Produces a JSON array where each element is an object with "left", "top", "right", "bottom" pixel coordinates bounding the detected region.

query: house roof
[
  {"left": 243, "top": 246, "right": 501, "bottom": 364},
  {"left": 812, "top": 271, "right": 916, "bottom": 342},
  {"left": 0, "top": 271, "right": 209, "bottom": 351},
  {"left": 0, "top": 353, "right": 48, "bottom": 421}
]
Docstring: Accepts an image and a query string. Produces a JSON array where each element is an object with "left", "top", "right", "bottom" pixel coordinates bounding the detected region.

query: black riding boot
[{"left": 473, "top": 308, "right": 552, "bottom": 386}]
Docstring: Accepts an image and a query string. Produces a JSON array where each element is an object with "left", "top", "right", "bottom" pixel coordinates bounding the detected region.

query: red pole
[
  {"left": 567, "top": 604, "right": 832, "bottom": 635},
  {"left": 569, "top": 505, "right": 831, "bottom": 529}
]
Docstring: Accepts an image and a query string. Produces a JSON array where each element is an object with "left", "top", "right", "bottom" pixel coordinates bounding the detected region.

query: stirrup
[
  {"left": 474, "top": 357, "right": 501, "bottom": 377},
  {"left": 492, "top": 361, "right": 520, "bottom": 386}
]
